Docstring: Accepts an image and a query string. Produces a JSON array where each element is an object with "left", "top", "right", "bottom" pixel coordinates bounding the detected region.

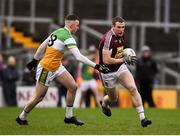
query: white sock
[
  {"left": 102, "top": 100, "right": 106, "bottom": 107},
  {"left": 19, "top": 110, "right": 28, "bottom": 120},
  {"left": 66, "top": 106, "right": 73, "bottom": 118},
  {"left": 136, "top": 106, "right": 145, "bottom": 120},
  {"left": 102, "top": 95, "right": 109, "bottom": 107}
]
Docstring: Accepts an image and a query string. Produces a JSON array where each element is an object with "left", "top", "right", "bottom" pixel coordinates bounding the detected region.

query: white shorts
[
  {"left": 100, "top": 64, "right": 129, "bottom": 89},
  {"left": 36, "top": 64, "right": 66, "bottom": 86},
  {"left": 79, "top": 79, "right": 97, "bottom": 92}
]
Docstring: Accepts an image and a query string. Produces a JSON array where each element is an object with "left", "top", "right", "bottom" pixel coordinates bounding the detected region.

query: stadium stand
[{"left": 2, "top": 24, "right": 40, "bottom": 48}]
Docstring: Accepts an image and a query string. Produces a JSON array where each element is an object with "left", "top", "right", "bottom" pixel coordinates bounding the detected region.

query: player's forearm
[
  {"left": 34, "top": 36, "right": 49, "bottom": 60},
  {"left": 104, "top": 57, "right": 124, "bottom": 65},
  {"left": 102, "top": 49, "right": 124, "bottom": 65},
  {"left": 70, "top": 47, "right": 96, "bottom": 68}
]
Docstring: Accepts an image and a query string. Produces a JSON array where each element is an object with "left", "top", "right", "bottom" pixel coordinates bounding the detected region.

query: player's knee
[
  {"left": 38, "top": 96, "right": 45, "bottom": 103},
  {"left": 32, "top": 97, "right": 42, "bottom": 104},
  {"left": 69, "top": 83, "right": 78, "bottom": 92},
  {"left": 128, "top": 86, "right": 137, "bottom": 95},
  {"left": 34, "top": 94, "right": 46, "bottom": 103},
  {"left": 37, "top": 97, "right": 44, "bottom": 103}
]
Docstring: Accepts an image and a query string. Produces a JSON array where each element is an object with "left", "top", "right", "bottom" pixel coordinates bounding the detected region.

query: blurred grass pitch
[{"left": 0, "top": 107, "right": 180, "bottom": 135}]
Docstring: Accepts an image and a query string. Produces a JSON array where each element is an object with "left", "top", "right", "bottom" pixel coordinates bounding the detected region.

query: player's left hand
[
  {"left": 124, "top": 56, "right": 137, "bottom": 65},
  {"left": 26, "top": 58, "right": 38, "bottom": 71},
  {"left": 95, "top": 64, "right": 110, "bottom": 73}
]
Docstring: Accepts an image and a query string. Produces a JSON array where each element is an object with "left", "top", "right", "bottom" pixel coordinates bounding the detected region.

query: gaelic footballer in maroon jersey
[{"left": 99, "top": 16, "right": 152, "bottom": 127}]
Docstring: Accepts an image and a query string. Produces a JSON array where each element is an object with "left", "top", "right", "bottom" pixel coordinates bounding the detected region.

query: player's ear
[{"left": 70, "top": 21, "right": 75, "bottom": 29}]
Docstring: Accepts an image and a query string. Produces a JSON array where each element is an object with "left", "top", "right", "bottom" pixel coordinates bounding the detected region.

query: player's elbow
[
  {"left": 75, "top": 55, "right": 82, "bottom": 62},
  {"left": 102, "top": 53, "right": 112, "bottom": 65},
  {"left": 72, "top": 50, "right": 84, "bottom": 62}
]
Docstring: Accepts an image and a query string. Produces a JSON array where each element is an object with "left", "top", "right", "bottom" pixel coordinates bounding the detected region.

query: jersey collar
[
  {"left": 111, "top": 28, "right": 116, "bottom": 36},
  {"left": 64, "top": 26, "right": 71, "bottom": 34}
]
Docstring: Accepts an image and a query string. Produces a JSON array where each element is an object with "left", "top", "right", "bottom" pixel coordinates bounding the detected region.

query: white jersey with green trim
[{"left": 40, "top": 27, "right": 77, "bottom": 71}]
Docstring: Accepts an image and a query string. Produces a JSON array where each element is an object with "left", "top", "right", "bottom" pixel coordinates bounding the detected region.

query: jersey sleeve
[
  {"left": 69, "top": 47, "right": 96, "bottom": 68},
  {"left": 64, "top": 37, "right": 77, "bottom": 49},
  {"left": 53, "top": 28, "right": 77, "bottom": 49},
  {"left": 103, "top": 31, "right": 112, "bottom": 50}
]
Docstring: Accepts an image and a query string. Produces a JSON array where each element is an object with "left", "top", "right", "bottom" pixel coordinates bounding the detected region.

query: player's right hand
[
  {"left": 95, "top": 64, "right": 110, "bottom": 73},
  {"left": 26, "top": 58, "right": 38, "bottom": 71},
  {"left": 124, "top": 56, "right": 137, "bottom": 65}
]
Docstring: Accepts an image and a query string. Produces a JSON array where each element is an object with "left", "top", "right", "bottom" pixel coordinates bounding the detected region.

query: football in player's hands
[
  {"left": 123, "top": 48, "right": 137, "bottom": 65},
  {"left": 129, "top": 56, "right": 137, "bottom": 65}
]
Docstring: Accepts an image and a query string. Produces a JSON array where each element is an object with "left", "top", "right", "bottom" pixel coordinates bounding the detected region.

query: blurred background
[{"left": 0, "top": 0, "right": 180, "bottom": 109}]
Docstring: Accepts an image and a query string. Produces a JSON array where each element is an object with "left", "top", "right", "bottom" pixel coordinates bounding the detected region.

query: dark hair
[
  {"left": 65, "top": 14, "right": 80, "bottom": 21},
  {"left": 112, "top": 16, "right": 125, "bottom": 26}
]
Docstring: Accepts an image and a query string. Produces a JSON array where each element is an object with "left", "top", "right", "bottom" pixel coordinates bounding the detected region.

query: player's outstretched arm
[
  {"left": 70, "top": 47, "right": 96, "bottom": 67},
  {"left": 70, "top": 47, "right": 109, "bottom": 73}
]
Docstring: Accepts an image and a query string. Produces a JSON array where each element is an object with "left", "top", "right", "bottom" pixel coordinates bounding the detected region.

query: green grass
[{"left": 0, "top": 107, "right": 180, "bottom": 135}]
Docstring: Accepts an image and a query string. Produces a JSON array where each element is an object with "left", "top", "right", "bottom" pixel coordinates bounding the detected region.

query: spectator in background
[
  {"left": 2, "top": 56, "right": 19, "bottom": 106},
  {"left": 0, "top": 54, "right": 6, "bottom": 84},
  {"left": 77, "top": 45, "right": 103, "bottom": 108},
  {"left": 135, "top": 46, "right": 158, "bottom": 107}
]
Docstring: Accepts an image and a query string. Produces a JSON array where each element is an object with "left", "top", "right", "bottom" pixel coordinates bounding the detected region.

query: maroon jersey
[{"left": 99, "top": 29, "right": 125, "bottom": 72}]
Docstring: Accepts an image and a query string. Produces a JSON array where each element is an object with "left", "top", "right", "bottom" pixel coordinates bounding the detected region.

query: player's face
[
  {"left": 112, "top": 22, "right": 125, "bottom": 37},
  {"left": 71, "top": 20, "right": 80, "bottom": 34}
]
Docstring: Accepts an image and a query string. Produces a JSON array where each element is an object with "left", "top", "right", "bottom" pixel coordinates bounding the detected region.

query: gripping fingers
[
  {"left": 124, "top": 56, "right": 137, "bottom": 65},
  {"left": 130, "top": 56, "right": 137, "bottom": 65}
]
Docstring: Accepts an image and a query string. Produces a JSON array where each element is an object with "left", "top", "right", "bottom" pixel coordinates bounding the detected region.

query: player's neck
[{"left": 64, "top": 25, "right": 72, "bottom": 33}]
